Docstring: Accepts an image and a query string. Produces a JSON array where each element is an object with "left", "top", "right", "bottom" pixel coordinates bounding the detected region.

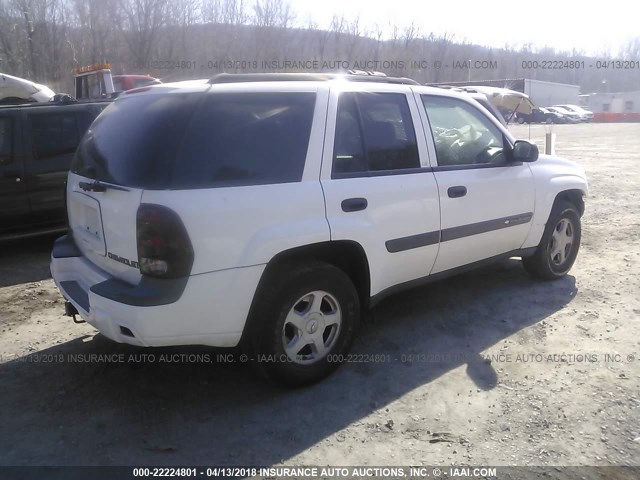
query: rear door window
[
  {"left": 332, "top": 92, "right": 420, "bottom": 177},
  {"left": 172, "top": 92, "right": 316, "bottom": 189},
  {"left": 30, "top": 113, "right": 80, "bottom": 160}
]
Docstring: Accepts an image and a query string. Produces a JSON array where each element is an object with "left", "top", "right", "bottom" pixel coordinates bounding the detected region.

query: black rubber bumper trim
[
  {"left": 385, "top": 231, "right": 440, "bottom": 253},
  {"left": 440, "top": 212, "right": 533, "bottom": 242},
  {"left": 90, "top": 276, "right": 188, "bottom": 307},
  {"left": 59, "top": 281, "right": 90, "bottom": 312},
  {"left": 52, "top": 235, "right": 81, "bottom": 258},
  {"left": 53, "top": 234, "right": 186, "bottom": 307},
  {"left": 385, "top": 213, "right": 533, "bottom": 253}
]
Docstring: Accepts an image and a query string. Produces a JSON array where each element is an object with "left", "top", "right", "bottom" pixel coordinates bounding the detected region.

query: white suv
[{"left": 51, "top": 72, "right": 588, "bottom": 385}]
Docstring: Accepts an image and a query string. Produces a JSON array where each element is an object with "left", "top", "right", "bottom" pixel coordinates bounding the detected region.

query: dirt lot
[{"left": 0, "top": 123, "right": 638, "bottom": 470}]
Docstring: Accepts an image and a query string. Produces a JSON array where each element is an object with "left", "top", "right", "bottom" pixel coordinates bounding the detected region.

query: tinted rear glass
[
  {"left": 72, "top": 91, "right": 315, "bottom": 189},
  {"left": 71, "top": 93, "right": 201, "bottom": 188},
  {"left": 171, "top": 92, "right": 315, "bottom": 189}
]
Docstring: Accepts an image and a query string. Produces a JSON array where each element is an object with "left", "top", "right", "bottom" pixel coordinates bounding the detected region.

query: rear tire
[
  {"left": 245, "top": 261, "right": 360, "bottom": 386},
  {"left": 523, "top": 200, "right": 581, "bottom": 280}
]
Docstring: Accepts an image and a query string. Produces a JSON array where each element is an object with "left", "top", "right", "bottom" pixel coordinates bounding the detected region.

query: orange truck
[{"left": 73, "top": 63, "right": 161, "bottom": 100}]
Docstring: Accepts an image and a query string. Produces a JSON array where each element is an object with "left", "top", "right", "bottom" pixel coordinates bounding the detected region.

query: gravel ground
[{"left": 0, "top": 123, "right": 638, "bottom": 471}]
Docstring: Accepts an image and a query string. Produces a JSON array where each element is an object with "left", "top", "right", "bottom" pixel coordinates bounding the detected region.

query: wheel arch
[
  {"left": 522, "top": 177, "right": 587, "bottom": 250},
  {"left": 240, "top": 240, "right": 371, "bottom": 343},
  {"left": 554, "top": 188, "right": 585, "bottom": 217}
]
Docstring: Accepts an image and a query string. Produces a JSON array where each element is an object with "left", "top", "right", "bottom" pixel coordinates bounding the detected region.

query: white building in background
[
  {"left": 579, "top": 91, "right": 640, "bottom": 113},
  {"left": 523, "top": 79, "right": 580, "bottom": 108}
]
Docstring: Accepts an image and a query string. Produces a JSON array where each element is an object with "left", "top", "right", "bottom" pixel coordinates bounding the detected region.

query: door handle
[
  {"left": 1, "top": 171, "right": 22, "bottom": 182},
  {"left": 447, "top": 186, "right": 467, "bottom": 198},
  {"left": 341, "top": 197, "right": 368, "bottom": 212}
]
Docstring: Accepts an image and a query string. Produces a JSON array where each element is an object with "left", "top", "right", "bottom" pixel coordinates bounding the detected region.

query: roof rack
[
  {"left": 208, "top": 71, "right": 420, "bottom": 86},
  {"left": 428, "top": 85, "right": 483, "bottom": 93}
]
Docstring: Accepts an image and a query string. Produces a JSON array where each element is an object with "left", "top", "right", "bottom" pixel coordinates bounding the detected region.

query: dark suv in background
[
  {"left": 0, "top": 100, "right": 108, "bottom": 240},
  {"left": 516, "top": 107, "right": 564, "bottom": 124}
]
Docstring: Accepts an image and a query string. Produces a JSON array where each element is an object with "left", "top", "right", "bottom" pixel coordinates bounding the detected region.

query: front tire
[
  {"left": 523, "top": 200, "right": 581, "bottom": 280},
  {"left": 246, "top": 262, "right": 360, "bottom": 386}
]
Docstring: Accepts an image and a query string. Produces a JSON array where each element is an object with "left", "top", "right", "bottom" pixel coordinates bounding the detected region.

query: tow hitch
[{"left": 64, "top": 301, "right": 85, "bottom": 324}]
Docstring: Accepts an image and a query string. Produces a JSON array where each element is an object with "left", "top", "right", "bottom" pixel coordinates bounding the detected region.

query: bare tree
[
  {"left": 165, "top": 0, "right": 200, "bottom": 58},
  {"left": 250, "top": 0, "right": 295, "bottom": 64},
  {"left": 621, "top": 37, "right": 640, "bottom": 60},
  {"left": 12, "top": 0, "right": 38, "bottom": 78},
  {"left": 71, "top": 0, "right": 115, "bottom": 64},
  {"left": 402, "top": 21, "right": 419, "bottom": 50},
  {"left": 0, "top": 0, "right": 635, "bottom": 93},
  {"left": 252, "top": 0, "right": 294, "bottom": 28},
  {"left": 117, "top": 0, "right": 168, "bottom": 68},
  {"left": 343, "top": 17, "right": 361, "bottom": 60},
  {"left": 0, "top": 0, "right": 21, "bottom": 72}
]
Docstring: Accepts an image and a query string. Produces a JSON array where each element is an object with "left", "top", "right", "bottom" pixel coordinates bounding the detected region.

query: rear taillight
[{"left": 136, "top": 204, "right": 193, "bottom": 278}]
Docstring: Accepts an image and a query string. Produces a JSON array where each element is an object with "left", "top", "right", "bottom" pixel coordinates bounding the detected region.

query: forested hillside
[{"left": 1, "top": 0, "right": 638, "bottom": 93}]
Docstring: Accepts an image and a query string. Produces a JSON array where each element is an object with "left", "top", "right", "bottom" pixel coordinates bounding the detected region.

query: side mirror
[{"left": 512, "top": 140, "right": 538, "bottom": 163}]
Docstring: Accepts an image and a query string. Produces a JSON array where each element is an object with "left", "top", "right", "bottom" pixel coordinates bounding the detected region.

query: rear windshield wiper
[{"left": 78, "top": 180, "right": 129, "bottom": 192}]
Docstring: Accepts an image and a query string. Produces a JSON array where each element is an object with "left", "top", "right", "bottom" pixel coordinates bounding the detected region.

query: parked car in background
[
  {"left": 546, "top": 106, "right": 582, "bottom": 123},
  {"left": 0, "top": 100, "right": 108, "bottom": 240},
  {"left": 553, "top": 104, "right": 594, "bottom": 122},
  {"left": 51, "top": 72, "right": 588, "bottom": 386},
  {"left": 516, "top": 107, "right": 564, "bottom": 124},
  {"left": 541, "top": 107, "right": 568, "bottom": 123},
  {"left": 0, "top": 72, "right": 55, "bottom": 104}
]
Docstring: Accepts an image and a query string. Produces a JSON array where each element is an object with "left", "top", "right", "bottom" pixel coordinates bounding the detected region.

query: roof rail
[
  {"left": 208, "top": 72, "right": 419, "bottom": 86},
  {"left": 428, "top": 84, "right": 482, "bottom": 93}
]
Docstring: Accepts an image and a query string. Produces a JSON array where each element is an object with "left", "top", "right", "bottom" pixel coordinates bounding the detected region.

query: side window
[
  {"left": 0, "top": 117, "right": 12, "bottom": 165},
  {"left": 333, "top": 93, "right": 367, "bottom": 175},
  {"left": 30, "top": 113, "right": 80, "bottom": 160},
  {"left": 76, "top": 110, "right": 98, "bottom": 136},
  {"left": 172, "top": 92, "right": 316, "bottom": 189},
  {"left": 332, "top": 92, "right": 420, "bottom": 177},
  {"left": 422, "top": 95, "right": 506, "bottom": 167}
]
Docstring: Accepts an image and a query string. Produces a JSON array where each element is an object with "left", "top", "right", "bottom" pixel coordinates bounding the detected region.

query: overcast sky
[{"left": 292, "top": 0, "right": 636, "bottom": 55}]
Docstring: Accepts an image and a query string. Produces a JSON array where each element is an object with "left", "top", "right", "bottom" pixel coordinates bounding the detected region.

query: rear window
[
  {"left": 72, "top": 91, "right": 316, "bottom": 189},
  {"left": 72, "top": 93, "right": 201, "bottom": 188}
]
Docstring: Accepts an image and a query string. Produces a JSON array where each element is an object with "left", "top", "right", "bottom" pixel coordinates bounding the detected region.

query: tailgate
[{"left": 67, "top": 172, "right": 143, "bottom": 285}]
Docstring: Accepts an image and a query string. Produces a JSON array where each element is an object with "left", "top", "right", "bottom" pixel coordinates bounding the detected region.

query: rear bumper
[{"left": 51, "top": 235, "right": 265, "bottom": 348}]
